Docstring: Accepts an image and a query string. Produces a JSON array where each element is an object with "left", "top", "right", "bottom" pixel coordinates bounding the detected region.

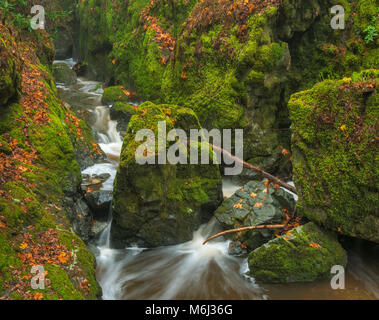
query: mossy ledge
[{"left": 0, "top": 23, "right": 101, "bottom": 300}]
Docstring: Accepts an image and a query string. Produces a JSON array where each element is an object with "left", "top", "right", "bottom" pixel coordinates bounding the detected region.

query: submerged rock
[
  {"left": 53, "top": 63, "right": 77, "bottom": 85},
  {"left": 215, "top": 180, "right": 295, "bottom": 250},
  {"left": 111, "top": 101, "right": 223, "bottom": 248},
  {"left": 289, "top": 70, "right": 379, "bottom": 243},
  {"left": 248, "top": 222, "right": 347, "bottom": 283}
]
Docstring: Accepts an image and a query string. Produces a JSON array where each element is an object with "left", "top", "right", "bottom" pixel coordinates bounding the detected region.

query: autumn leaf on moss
[
  {"left": 57, "top": 252, "right": 69, "bottom": 264},
  {"left": 309, "top": 242, "right": 322, "bottom": 248},
  {"left": 32, "top": 292, "right": 43, "bottom": 300},
  {"left": 20, "top": 242, "right": 28, "bottom": 250}
]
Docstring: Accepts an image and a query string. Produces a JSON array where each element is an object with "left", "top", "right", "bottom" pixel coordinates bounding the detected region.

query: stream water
[{"left": 55, "top": 59, "right": 379, "bottom": 300}]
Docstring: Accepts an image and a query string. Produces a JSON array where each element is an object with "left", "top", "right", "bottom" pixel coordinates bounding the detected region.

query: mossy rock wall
[
  {"left": 248, "top": 222, "right": 347, "bottom": 283},
  {"left": 76, "top": 0, "right": 378, "bottom": 177},
  {"left": 288, "top": 70, "right": 379, "bottom": 243},
  {"left": 0, "top": 24, "right": 101, "bottom": 300},
  {"left": 0, "top": 24, "right": 22, "bottom": 107},
  {"left": 111, "top": 101, "right": 223, "bottom": 248}
]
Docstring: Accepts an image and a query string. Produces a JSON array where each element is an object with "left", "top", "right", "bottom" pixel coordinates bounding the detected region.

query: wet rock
[
  {"left": 111, "top": 102, "right": 223, "bottom": 248},
  {"left": 248, "top": 222, "right": 347, "bottom": 283},
  {"left": 228, "top": 241, "right": 248, "bottom": 256},
  {"left": 93, "top": 173, "right": 111, "bottom": 182},
  {"left": 81, "top": 178, "right": 102, "bottom": 193},
  {"left": 73, "top": 62, "right": 89, "bottom": 77},
  {"left": 71, "top": 199, "right": 93, "bottom": 242},
  {"left": 86, "top": 242, "right": 100, "bottom": 257},
  {"left": 85, "top": 190, "right": 113, "bottom": 221},
  {"left": 215, "top": 180, "right": 295, "bottom": 250},
  {"left": 53, "top": 63, "right": 77, "bottom": 85},
  {"left": 109, "top": 102, "right": 136, "bottom": 132}
]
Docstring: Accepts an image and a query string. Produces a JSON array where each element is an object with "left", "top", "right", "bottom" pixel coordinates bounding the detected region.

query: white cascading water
[
  {"left": 95, "top": 218, "right": 264, "bottom": 300},
  {"left": 55, "top": 58, "right": 379, "bottom": 300}
]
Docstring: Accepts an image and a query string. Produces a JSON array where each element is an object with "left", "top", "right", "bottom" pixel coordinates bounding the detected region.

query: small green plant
[{"left": 363, "top": 17, "right": 378, "bottom": 44}]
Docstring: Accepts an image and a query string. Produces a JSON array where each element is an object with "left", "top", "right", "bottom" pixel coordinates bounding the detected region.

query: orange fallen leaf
[
  {"left": 57, "top": 252, "right": 69, "bottom": 264},
  {"left": 33, "top": 292, "right": 43, "bottom": 300},
  {"left": 20, "top": 242, "right": 28, "bottom": 250}
]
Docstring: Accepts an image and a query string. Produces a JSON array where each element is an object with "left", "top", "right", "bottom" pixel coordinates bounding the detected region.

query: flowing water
[{"left": 55, "top": 59, "right": 379, "bottom": 300}]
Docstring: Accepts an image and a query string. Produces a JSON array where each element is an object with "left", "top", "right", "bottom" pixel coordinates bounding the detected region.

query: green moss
[
  {"left": 44, "top": 265, "right": 84, "bottom": 300},
  {"left": 102, "top": 86, "right": 130, "bottom": 105},
  {"left": 248, "top": 222, "right": 347, "bottom": 283},
  {"left": 112, "top": 101, "right": 222, "bottom": 247},
  {"left": 52, "top": 63, "right": 77, "bottom": 85},
  {"left": 288, "top": 71, "right": 379, "bottom": 242},
  {"left": 0, "top": 25, "right": 101, "bottom": 299}
]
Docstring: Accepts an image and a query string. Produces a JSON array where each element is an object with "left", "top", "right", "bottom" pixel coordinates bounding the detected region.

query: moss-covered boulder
[
  {"left": 111, "top": 101, "right": 223, "bottom": 248},
  {"left": 53, "top": 63, "right": 77, "bottom": 85},
  {"left": 248, "top": 222, "right": 347, "bottom": 283},
  {"left": 215, "top": 180, "right": 295, "bottom": 250},
  {"left": 288, "top": 70, "right": 379, "bottom": 243},
  {"left": 109, "top": 102, "right": 137, "bottom": 133},
  {"left": 101, "top": 86, "right": 130, "bottom": 105}
]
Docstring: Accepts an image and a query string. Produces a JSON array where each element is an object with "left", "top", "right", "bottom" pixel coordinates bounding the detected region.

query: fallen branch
[
  {"left": 210, "top": 144, "right": 297, "bottom": 195},
  {"left": 202, "top": 224, "right": 286, "bottom": 245}
]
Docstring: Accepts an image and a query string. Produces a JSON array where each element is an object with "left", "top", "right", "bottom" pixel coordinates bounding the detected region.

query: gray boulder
[
  {"left": 53, "top": 63, "right": 77, "bottom": 85},
  {"left": 215, "top": 180, "right": 295, "bottom": 251}
]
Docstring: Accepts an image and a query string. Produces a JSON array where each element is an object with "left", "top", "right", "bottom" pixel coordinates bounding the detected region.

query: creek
[{"left": 55, "top": 59, "right": 379, "bottom": 300}]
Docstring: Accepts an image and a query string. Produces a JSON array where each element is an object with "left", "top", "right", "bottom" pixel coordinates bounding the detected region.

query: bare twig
[
  {"left": 211, "top": 144, "right": 297, "bottom": 194},
  {"left": 202, "top": 224, "right": 286, "bottom": 245}
]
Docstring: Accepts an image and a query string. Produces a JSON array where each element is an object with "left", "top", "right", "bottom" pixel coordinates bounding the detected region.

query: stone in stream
[
  {"left": 85, "top": 190, "right": 113, "bottom": 221},
  {"left": 111, "top": 101, "right": 223, "bottom": 248},
  {"left": 248, "top": 222, "right": 347, "bottom": 283},
  {"left": 73, "top": 62, "right": 89, "bottom": 77},
  {"left": 101, "top": 86, "right": 130, "bottom": 105},
  {"left": 215, "top": 180, "right": 295, "bottom": 252},
  {"left": 109, "top": 102, "right": 136, "bottom": 134},
  {"left": 52, "top": 62, "right": 77, "bottom": 85}
]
